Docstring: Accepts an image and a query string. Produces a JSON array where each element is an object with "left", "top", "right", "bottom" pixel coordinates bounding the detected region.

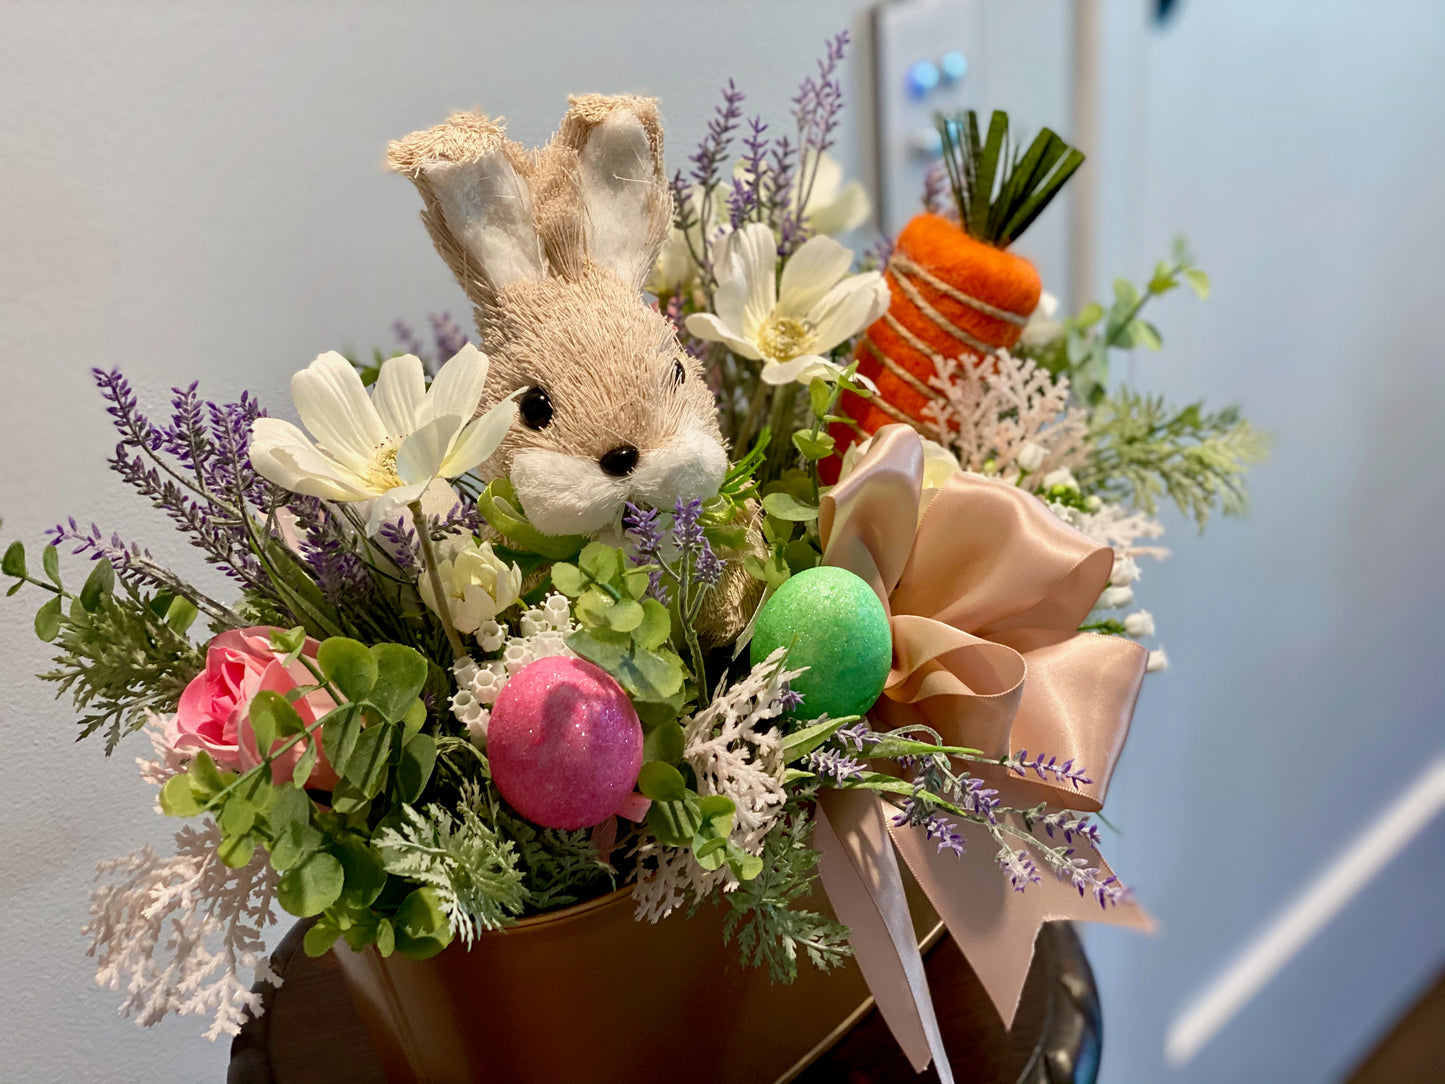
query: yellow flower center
[
  {"left": 757, "top": 314, "right": 814, "bottom": 362},
  {"left": 368, "top": 442, "right": 403, "bottom": 490}
]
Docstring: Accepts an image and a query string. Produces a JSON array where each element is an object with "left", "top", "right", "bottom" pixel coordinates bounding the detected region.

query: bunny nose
[{"left": 599, "top": 444, "right": 640, "bottom": 477}]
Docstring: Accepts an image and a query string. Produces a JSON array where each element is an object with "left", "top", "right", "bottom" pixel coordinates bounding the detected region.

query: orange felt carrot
[{"left": 825, "top": 112, "right": 1082, "bottom": 482}]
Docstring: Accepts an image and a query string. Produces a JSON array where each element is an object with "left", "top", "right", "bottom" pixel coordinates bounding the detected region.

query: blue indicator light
[
  {"left": 906, "top": 59, "right": 940, "bottom": 99},
  {"left": 940, "top": 50, "right": 968, "bottom": 83}
]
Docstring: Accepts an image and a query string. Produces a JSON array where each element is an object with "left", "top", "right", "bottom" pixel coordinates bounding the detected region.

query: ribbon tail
[
  {"left": 890, "top": 817, "right": 1154, "bottom": 1027},
  {"left": 814, "top": 789, "right": 954, "bottom": 1084}
]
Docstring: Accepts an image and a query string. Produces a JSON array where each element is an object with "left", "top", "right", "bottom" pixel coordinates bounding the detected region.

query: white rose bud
[
  {"left": 1123, "top": 610, "right": 1156, "bottom": 639},
  {"left": 920, "top": 439, "right": 964, "bottom": 489},
  {"left": 1098, "top": 585, "right": 1135, "bottom": 610},
  {"left": 419, "top": 539, "right": 524, "bottom": 635},
  {"left": 1016, "top": 440, "right": 1047, "bottom": 473},
  {"left": 1146, "top": 647, "right": 1169, "bottom": 673},
  {"left": 1042, "top": 468, "right": 1079, "bottom": 492},
  {"left": 1111, "top": 556, "right": 1140, "bottom": 587}
]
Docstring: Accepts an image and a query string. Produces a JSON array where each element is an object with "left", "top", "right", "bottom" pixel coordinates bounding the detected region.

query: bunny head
[{"left": 387, "top": 96, "right": 728, "bottom": 537}]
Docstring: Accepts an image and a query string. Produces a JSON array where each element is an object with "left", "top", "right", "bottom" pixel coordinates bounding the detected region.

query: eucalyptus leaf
[
  {"left": 343, "top": 723, "right": 393, "bottom": 800},
  {"left": 159, "top": 773, "right": 202, "bottom": 817},
  {"left": 396, "top": 734, "right": 437, "bottom": 803},
  {"left": 633, "top": 599, "right": 671, "bottom": 651},
  {"left": 1, "top": 540, "right": 25, "bottom": 578},
  {"left": 41, "top": 544, "right": 61, "bottom": 587},
  {"left": 643, "top": 720, "right": 685, "bottom": 766},
  {"left": 302, "top": 921, "right": 342, "bottom": 958},
  {"left": 317, "top": 637, "right": 377, "bottom": 703},
  {"left": 549, "top": 563, "right": 584, "bottom": 597},
  {"left": 291, "top": 740, "right": 318, "bottom": 788},
  {"left": 34, "top": 596, "right": 62, "bottom": 642},
  {"left": 334, "top": 837, "right": 388, "bottom": 909},
  {"left": 762, "top": 491, "right": 819, "bottom": 522},
  {"left": 637, "top": 761, "right": 686, "bottom": 802},
  {"left": 217, "top": 833, "right": 256, "bottom": 869},
  {"left": 369, "top": 643, "right": 428, "bottom": 723},
  {"left": 79, "top": 560, "right": 114, "bottom": 612},
  {"left": 276, "top": 851, "right": 345, "bottom": 917},
  {"left": 1182, "top": 268, "right": 1211, "bottom": 299},
  {"left": 321, "top": 705, "right": 362, "bottom": 776}
]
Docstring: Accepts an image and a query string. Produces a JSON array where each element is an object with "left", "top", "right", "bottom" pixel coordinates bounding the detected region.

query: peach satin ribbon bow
[{"left": 810, "top": 426, "right": 1152, "bottom": 1083}]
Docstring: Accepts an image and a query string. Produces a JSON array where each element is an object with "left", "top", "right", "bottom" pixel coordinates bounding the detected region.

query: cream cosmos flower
[
  {"left": 684, "top": 222, "right": 889, "bottom": 386},
  {"left": 250, "top": 345, "right": 517, "bottom": 532},
  {"left": 417, "top": 538, "right": 524, "bottom": 635},
  {"left": 793, "top": 150, "right": 871, "bottom": 236}
]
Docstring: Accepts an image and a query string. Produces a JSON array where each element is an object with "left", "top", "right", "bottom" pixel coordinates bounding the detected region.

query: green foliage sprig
[
  {"left": 3, "top": 543, "right": 204, "bottom": 753},
  {"left": 1079, "top": 391, "right": 1269, "bottom": 529}
]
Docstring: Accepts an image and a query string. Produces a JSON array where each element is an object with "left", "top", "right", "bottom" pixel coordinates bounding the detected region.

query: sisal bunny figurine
[{"left": 388, "top": 95, "right": 758, "bottom": 642}]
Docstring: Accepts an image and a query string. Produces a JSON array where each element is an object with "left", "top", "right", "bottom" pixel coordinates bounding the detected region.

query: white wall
[{"left": 1081, "top": 2, "right": 1445, "bottom": 1081}]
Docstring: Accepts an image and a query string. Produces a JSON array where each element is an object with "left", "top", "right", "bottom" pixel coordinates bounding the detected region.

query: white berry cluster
[{"left": 450, "top": 592, "right": 577, "bottom": 747}]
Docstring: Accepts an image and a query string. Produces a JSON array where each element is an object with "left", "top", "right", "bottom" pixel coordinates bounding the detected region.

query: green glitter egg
[{"left": 750, "top": 565, "right": 892, "bottom": 719}]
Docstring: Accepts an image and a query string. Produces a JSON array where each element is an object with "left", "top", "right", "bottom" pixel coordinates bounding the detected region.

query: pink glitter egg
[{"left": 487, "top": 656, "right": 644, "bottom": 830}]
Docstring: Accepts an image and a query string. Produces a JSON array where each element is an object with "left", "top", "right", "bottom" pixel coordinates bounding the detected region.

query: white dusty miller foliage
[
  {"left": 925, "top": 348, "right": 1089, "bottom": 487},
  {"left": 85, "top": 820, "right": 280, "bottom": 1040},
  {"left": 633, "top": 648, "right": 804, "bottom": 922}
]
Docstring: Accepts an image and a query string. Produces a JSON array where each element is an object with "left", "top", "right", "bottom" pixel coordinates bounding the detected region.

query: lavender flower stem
[{"left": 409, "top": 500, "right": 464, "bottom": 659}]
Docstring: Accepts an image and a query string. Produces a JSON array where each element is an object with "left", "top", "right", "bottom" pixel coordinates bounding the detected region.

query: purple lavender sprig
[
  {"left": 996, "top": 844, "right": 1042, "bottom": 892},
  {"left": 925, "top": 813, "right": 966, "bottom": 857},
  {"left": 622, "top": 502, "right": 664, "bottom": 565},
  {"left": 729, "top": 116, "right": 771, "bottom": 229},
  {"left": 779, "top": 31, "right": 850, "bottom": 254},
  {"left": 806, "top": 748, "right": 864, "bottom": 784},
  {"left": 835, "top": 719, "right": 881, "bottom": 752},
  {"left": 773, "top": 686, "right": 806, "bottom": 714},
  {"left": 1011, "top": 749, "right": 1093, "bottom": 790}
]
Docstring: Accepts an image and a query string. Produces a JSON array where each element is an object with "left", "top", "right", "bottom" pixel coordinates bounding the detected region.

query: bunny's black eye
[
  {"left": 519, "top": 386, "right": 553, "bottom": 430},
  {"left": 672, "top": 359, "right": 687, "bottom": 386}
]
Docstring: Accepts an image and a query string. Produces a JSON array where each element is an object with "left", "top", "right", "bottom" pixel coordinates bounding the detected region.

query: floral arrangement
[{"left": 4, "top": 33, "right": 1263, "bottom": 1078}]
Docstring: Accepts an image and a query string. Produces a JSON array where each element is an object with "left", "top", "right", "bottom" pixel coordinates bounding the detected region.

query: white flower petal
[
  {"left": 365, "top": 485, "right": 430, "bottom": 535},
  {"left": 395, "top": 414, "right": 462, "bottom": 486},
  {"left": 372, "top": 353, "right": 427, "bottom": 437},
  {"left": 290, "top": 352, "right": 388, "bottom": 470},
  {"left": 685, "top": 312, "right": 763, "bottom": 360},
  {"left": 777, "top": 234, "right": 853, "bottom": 318},
  {"left": 807, "top": 178, "right": 871, "bottom": 236},
  {"left": 806, "top": 271, "right": 890, "bottom": 353},
  {"left": 441, "top": 394, "right": 520, "bottom": 477},
  {"left": 423, "top": 343, "right": 490, "bottom": 426},
  {"left": 723, "top": 223, "right": 779, "bottom": 339},
  {"left": 760, "top": 355, "right": 841, "bottom": 386},
  {"left": 248, "top": 418, "right": 374, "bottom": 500}
]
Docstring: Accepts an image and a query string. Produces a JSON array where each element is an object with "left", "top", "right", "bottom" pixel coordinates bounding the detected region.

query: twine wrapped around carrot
[{"left": 827, "top": 112, "right": 1082, "bottom": 480}]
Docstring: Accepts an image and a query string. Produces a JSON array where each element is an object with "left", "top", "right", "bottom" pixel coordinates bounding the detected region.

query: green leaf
[
  {"left": 292, "top": 740, "right": 318, "bottom": 788},
  {"left": 393, "top": 886, "right": 453, "bottom": 960},
  {"left": 726, "top": 846, "right": 764, "bottom": 881},
  {"left": 808, "top": 377, "right": 833, "bottom": 419},
  {"left": 1182, "top": 268, "right": 1211, "bottom": 299},
  {"left": 761, "top": 491, "right": 818, "bottom": 522},
  {"left": 268, "top": 626, "right": 307, "bottom": 663},
  {"left": 317, "top": 637, "right": 377, "bottom": 703},
  {"left": 334, "top": 838, "right": 388, "bottom": 909},
  {"left": 646, "top": 798, "right": 696, "bottom": 846},
  {"left": 566, "top": 628, "right": 629, "bottom": 674},
  {"left": 643, "top": 721, "right": 685, "bottom": 766},
  {"left": 302, "top": 920, "right": 341, "bottom": 957},
  {"left": 328, "top": 778, "right": 371, "bottom": 816},
  {"left": 633, "top": 599, "right": 671, "bottom": 651},
  {"left": 548, "top": 562, "right": 584, "bottom": 597},
  {"left": 217, "top": 833, "right": 256, "bottom": 869},
  {"left": 269, "top": 819, "right": 324, "bottom": 871},
  {"left": 159, "top": 773, "right": 203, "bottom": 817},
  {"left": 249, "top": 690, "right": 303, "bottom": 757},
  {"left": 578, "top": 542, "right": 619, "bottom": 584},
  {"left": 190, "top": 750, "right": 228, "bottom": 796},
  {"left": 690, "top": 794, "right": 736, "bottom": 870},
  {"left": 343, "top": 723, "right": 393, "bottom": 799},
  {"left": 791, "top": 430, "right": 835, "bottom": 461},
  {"left": 276, "top": 851, "right": 345, "bottom": 917},
  {"left": 374, "top": 918, "right": 396, "bottom": 958},
  {"left": 781, "top": 715, "right": 855, "bottom": 760},
  {"left": 603, "top": 598, "right": 644, "bottom": 633},
  {"left": 396, "top": 734, "right": 436, "bottom": 803},
  {"left": 1113, "top": 277, "right": 1140, "bottom": 309},
  {"left": 79, "top": 560, "right": 114, "bottom": 611},
  {"left": 41, "top": 544, "right": 61, "bottom": 587},
  {"left": 401, "top": 698, "right": 427, "bottom": 736},
  {"left": 219, "top": 796, "right": 256, "bottom": 837},
  {"left": 476, "top": 478, "right": 587, "bottom": 562},
  {"left": 1133, "top": 320, "right": 1163, "bottom": 351},
  {"left": 164, "top": 595, "right": 199, "bottom": 634},
  {"left": 34, "top": 596, "right": 62, "bottom": 642},
  {"left": 622, "top": 568, "right": 650, "bottom": 600},
  {"left": 623, "top": 649, "right": 686, "bottom": 702},
  {"left": 1075, "top": 302, "right": 1104, "bottom": 327},
  {"left": 1, "top": 540, "right": 25, "bottom": 578},
  {"left": 636, "top": 761, "right": 686, "bottom": 802},
  {"left": 369, "top": 643, "right": 428, "bottom": 723},
  {"left": 321, "top": 704, "right": 363, "bottom": 775},
  {"left": 269, "top": 783, "right": 311, "bottom": 835}
]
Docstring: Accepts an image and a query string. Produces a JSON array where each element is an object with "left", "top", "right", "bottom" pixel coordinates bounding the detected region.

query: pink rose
[{"left": 168, "top": 627, "right": 340, "bottom": 790}]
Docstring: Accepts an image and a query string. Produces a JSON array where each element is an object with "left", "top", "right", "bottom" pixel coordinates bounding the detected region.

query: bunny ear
[
  {"left": 388, "top": 112, "right": 546, "bottom": 308},
  {"left": 554, "top": 95, "right": 672, "bottom": 292}
]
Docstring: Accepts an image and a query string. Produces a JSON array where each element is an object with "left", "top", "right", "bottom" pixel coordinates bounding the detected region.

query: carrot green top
[{"left": 937, "top": 110, "right": 1085, "bottom": 249}]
